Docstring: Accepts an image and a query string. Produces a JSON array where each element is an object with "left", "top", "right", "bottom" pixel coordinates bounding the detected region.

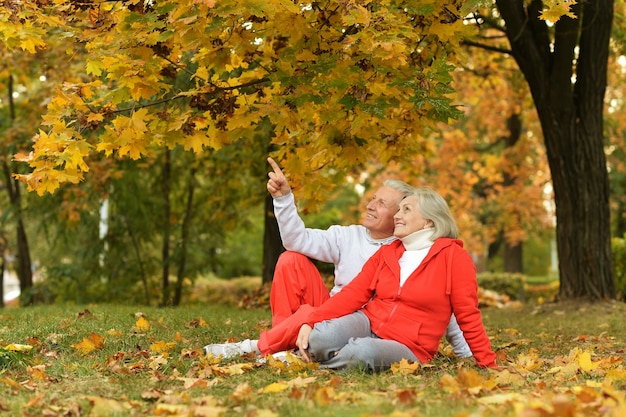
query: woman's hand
[{"left": 296, "top": 324, "right": 313, "bottom": 362}]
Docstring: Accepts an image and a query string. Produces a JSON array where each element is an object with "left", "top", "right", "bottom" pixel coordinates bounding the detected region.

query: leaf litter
[{"left": 0, "top": 302, "right": 624, "bottom": 416}]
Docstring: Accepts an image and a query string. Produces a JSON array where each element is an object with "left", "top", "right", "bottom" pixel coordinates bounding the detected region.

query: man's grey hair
[
  {"left": 383, "top": 179, "right": 414, "bottom": 198},
  {"left": 408, "top": 186, "right": 459, "bottom": 240}
]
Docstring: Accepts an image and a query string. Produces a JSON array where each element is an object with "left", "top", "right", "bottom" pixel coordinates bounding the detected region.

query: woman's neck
[{"left": 400, "top": 228, "right": 435, "bottom": 251}]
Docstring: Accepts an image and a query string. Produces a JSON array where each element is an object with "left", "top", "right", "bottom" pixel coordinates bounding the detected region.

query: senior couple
[{"left": 204, "top": 157, "right": 497, "bottom": 371}]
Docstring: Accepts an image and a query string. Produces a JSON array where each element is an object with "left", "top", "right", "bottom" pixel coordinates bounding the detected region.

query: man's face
[{"left": 362, "top": 185, "right": 404, "bottom": 239}]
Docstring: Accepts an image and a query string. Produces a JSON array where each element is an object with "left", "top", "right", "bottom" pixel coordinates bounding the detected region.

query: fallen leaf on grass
[
  {"left": 149, "top": 355, "right": 168, "bottom": 370},
  {"left": 186, "top": 317, "right": 208, "bottom": 328},
  {"left": 27, "top": 364, "right": 47, "bottom": 381},
  {"left": 142, "top": 388, "right": 166, "bottom": 401},
  {"left": 266, "top": 351, "right": 318, "bottom": 372},
  {"left": 106, "top": 329, "right": 123, "bottom": 337},
  {"left": 85, "top": 395, "right": 133, "bottom": 417},
  {"left": 476, "top": 392, "right": 527, "bottom": 405},
  {"left": 231, "top": 382, "right": 254, "bottom": 402},
  {"left": 177, "top": 377, "right": 219, "bottom": 389},
  {"left": 314, "top": 386, "right": 336, "bottom": 405},
  {"left": 575, "top": 348, "right": 601, "bottom": 372},
  {"left": 258, "top": 381, "right": 290, "bottom": 394},
  {"left": 0, "top": 377, "right": 23, "bottom": 390},
  {"left": 258, "top": 376, "right": 317, "bottom": 394},
  {"left": 193, "top": 405, "right": 227, "bottom": 417},
  {"left": 135, "top": 316, "right": 151, "bottom": 331},
  {"left": 390, "top": 358, "right": 420, "bottom": 375},
  {"left": 395, "top": 388, "right": 418, "bottom": 404},
  {"left": 439, "top": 368, "right": 496, "bottom": 395},
  {"left": 150, "top": 340, "right": 176, "bottom": 355},
  {"left": 606, "top": 368, "right": 626, "bottom": 381},
  {"left": 155, "top": 403, "right": 188, "bottom": 416},
  {"left": 491, "top": 369, "right": 526, "bottom": 387},
  {"left": 246, "top": 410, "right": 278, "bottom": 417},
  {"left": 72, "top": 333, "right": 105, "bottom": 355},
  {"left": 5, "top": 343, "right": 33, "bottom": 352}
]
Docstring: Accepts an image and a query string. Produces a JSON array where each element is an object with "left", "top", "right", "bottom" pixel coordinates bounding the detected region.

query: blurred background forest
[{"left": 1, "top": 0, "right": 626, "bottom": 307}]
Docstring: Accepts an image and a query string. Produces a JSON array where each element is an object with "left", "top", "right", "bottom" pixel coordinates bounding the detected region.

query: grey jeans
[{"left": 307, "top": 310, "right": 419, "bottom": 372}]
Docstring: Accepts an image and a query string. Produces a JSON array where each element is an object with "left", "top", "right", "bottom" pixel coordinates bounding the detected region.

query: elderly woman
[{"left": 296, "top": 186, "right": 497, "bottom": 372}]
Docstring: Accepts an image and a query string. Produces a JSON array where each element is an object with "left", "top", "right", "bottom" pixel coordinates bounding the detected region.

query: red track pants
[{"left": 257, "top": 251, "right": 331, "bottom": 355}]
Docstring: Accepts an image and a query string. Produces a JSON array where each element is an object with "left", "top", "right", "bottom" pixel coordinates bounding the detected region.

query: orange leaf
[{"left": 72, "top": 333, "right": 104, "bottom": 355}]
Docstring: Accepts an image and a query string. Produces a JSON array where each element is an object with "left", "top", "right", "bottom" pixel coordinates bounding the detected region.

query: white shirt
[{"left": 273, "top": 192, "right": 395, "bottom": 295}]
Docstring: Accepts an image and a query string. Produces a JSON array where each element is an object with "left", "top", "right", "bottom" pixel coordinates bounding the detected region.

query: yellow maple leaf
[
  {"left": 258, "top": 382, "right": 290, "bottom": 394},
  {"left": 456, "top": 367, "right": 491, "bottom": 394},
  {"left": 606, "top": 368, "right": 626, "bottom": 381},
  {"left": 135, "top": 316, "right": 150, "bottom": 331},
  {"left": 577, "top": 350, "right": 600, "bottom": 373},
  {"left": 178, "top": 377, "right": 209, "bottom": 389},
  {"left": 539, "top": 0, "right": 577, "bottom": 23},
  {"left": 86, "top": 59, "right": 105, "bottom": 76},
  {"left": 20, "top": 35, "right": 46, "bottom": 53},
  {"left": 150, "top": 340, "right": 176, "bottom": 354},
  {"left": 106, "top": 329, "right": 123, "bottom": 337},
  {"left": 390, "top": 358, "right": 421, "bottom": 375},
  {"left": 5, "top": 344, "right": 33, "bottom": 352},
  {"left": 28, "top": 365, "right": 47, "bottom": 381},
  {"left": 439, "top": 373, "right": 460, "bottom": 394},
  {"left": 155, "top": 404, "right": 188, "bottom": 415},
  {"left": 221, "top": 363, "right": 254, "bottom": 376}
]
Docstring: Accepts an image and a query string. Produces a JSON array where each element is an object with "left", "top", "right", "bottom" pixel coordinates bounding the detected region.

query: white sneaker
[{"left": 204, "top": 339, "right": 254, "bottom": 358}]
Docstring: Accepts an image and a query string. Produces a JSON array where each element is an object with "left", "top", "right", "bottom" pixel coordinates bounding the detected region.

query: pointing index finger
[{"left": 267, "top": 157, "right": 284, "bottom": 177}]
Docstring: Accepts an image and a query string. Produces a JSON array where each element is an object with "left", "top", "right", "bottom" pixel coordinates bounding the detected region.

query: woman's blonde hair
[{"left": 408, "top": 186, "right": 458, "bottom": 240}]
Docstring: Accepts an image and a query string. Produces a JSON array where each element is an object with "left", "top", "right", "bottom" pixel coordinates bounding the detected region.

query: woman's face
[{"left": 393, "top": 196, "right": 432, "bottom": 238}]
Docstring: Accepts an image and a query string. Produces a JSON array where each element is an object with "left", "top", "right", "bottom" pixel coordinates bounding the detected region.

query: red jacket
[{"left": 306, "top": 238, "right": 497, "bottom": 368}]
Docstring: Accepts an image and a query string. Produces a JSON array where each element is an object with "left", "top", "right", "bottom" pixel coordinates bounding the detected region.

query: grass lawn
[{"left": 0, "top": 285, "right": 625, "bottom": 416}]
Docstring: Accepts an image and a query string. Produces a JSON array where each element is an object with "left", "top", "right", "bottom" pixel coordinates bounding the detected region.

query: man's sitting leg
[{"left": 270, "top": 251, "right": 330, "bottom": 327}]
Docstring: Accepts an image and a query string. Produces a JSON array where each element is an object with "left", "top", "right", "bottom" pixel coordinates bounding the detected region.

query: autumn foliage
[{"left": 3, "top": 0, "right": 479, "bottom": 199}]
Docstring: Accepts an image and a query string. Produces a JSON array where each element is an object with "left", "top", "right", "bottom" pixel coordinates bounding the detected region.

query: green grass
[{"left": 0, "top": 297, "right": 625, "bottom": 416}]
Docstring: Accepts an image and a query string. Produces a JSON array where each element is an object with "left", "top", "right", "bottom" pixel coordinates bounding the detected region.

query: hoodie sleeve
[
  {"left": 447, "top": 244, "right": 497, "bottom": 368},
  {"left": 273, "top": 193, "right": 342, "bottom": 265},
  {"left": 305, "top": 246, "right": 385, "bottom": 326}
]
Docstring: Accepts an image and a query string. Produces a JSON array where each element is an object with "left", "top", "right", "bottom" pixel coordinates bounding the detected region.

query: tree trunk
[
  {"left": 0, "top": 234, "right": 6, "bottom": 308},
  {"left": 503, "top": 243, "right": 523, "bottom": 273},
  {"left": 174, "top": 166, "right": 196, "bottom": 306},
  {"left": 122, "top": 214, "right": 151, "bottom": 305},
  {"left": 497, "top": 0, "right": 615, "bottom": 300},
  {"left": 502, "top": 113, "right": 523, "bottom": 274},
  {"left": 4, "top": 75, "right": 33, "bottom": 305},
  {"left": 262, "top": 194, "right": 284, "bottom": 284},
  {"left": 161, "top": 149, "right": 171, "bottom": 306}
]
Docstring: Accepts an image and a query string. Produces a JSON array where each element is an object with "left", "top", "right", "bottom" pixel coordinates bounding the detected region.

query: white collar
[
  {"left": 365, "top": 229, "right": 397, "bottom": 246},
  {"left": 400, "top": 228, "right": 435, "bottom": 251}
]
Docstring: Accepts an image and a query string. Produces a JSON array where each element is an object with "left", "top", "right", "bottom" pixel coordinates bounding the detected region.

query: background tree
[{"left": 465, "top": 0, "right": 616, "bottom": 300}]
